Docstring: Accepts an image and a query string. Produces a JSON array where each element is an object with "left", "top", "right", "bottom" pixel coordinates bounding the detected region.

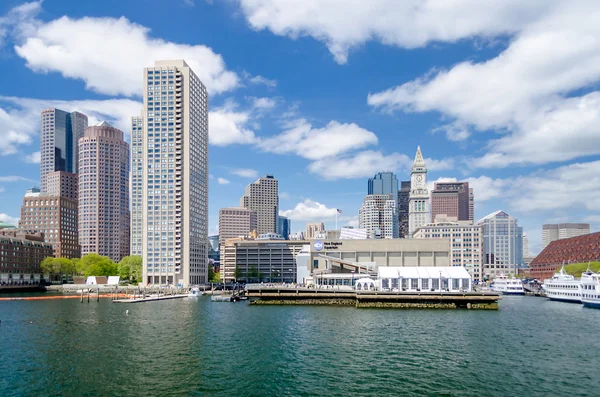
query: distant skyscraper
[
  {"left": 478, "top": 210, "right": 523, "bottom": 278},
  {"left": 408, "top": 147, "right": 429, "bottom": 237},
  {"left": 430, "top": 182, "right": 471, "bottom": 222},
  {"left": 136, "top": 60, "right": 209, "bottom": 286},
  {"left": 218, "top": 207, "right": 258, "bottom": 246},
  {"left": 40, "top": 108, "right": 88, "bottom": 192},
  {"left": 359, "top": 194, "right": 398, "bottom": 239},
  {"left": 305, "top": 223, "right": 325, "bottom": 239},
  {"left": 469, "top": 188, "right": 474, "bottom": 221},
  {"left": 240, "top": 175, "right": 279, "bottom": 235},
  {"left": 278, "top": 216, "right": 291, "bottom": 240},
  {"left": 78, "top": 122, "right": 130, "bottom": 262},
  {"left": 368, "top": 172, "right": 399, "bottom": 204},
  {"left": 130, "top": 115, "right": 143, "bottom": 256},
  {"left": 542, "top": 223, "right": 590, "bottom": 248},
  {"left": 398, "top": 180, "right": 411, "bottom": 238},
  {"left": 522, "top": 232, "right": 529, "bottom": 257}
]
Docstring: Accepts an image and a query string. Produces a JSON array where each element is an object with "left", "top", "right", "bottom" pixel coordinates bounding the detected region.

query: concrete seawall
[{"left": 246, "top": 287, "right": 500, "bottom": 309}]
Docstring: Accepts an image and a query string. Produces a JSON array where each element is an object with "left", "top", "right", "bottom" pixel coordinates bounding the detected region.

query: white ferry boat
[
  {"left": 542, "top": 266, "right": 581, "bottom": 303},
  {"left": 580, "top": 270, "right": 600, "bottom": 309},
  {"left": 492, "top": 275, "right": 525, "bottom": 295}
]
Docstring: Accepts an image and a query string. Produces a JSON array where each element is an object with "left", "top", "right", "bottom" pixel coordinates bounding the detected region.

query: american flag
[{"left": 336, "top": 209, "right": 342, "bottom": 214}]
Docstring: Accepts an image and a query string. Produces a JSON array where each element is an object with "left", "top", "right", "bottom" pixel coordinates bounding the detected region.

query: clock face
[{"left": 417, "top": 175, "right": 423, "bottom": 182}]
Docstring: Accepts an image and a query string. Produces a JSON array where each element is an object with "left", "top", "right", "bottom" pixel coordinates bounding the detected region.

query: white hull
[{"left": 492, "top": 276, "right": 524, "bottom": 295}]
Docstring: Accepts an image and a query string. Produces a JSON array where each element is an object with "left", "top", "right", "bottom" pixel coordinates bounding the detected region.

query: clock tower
[{"left": 408, "top": 146, "right": 429, "bottom": 237}]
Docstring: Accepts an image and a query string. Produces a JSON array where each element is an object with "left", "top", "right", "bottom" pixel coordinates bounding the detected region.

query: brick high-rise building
[
  {"left": 18, "top": 188, "right": 79, "bottom": 258},
  {"left": 78, "top": 122, "right": 130, "bottom": 262},
  {"left": 305, "top": 223, "right": 325, "bottom": 239},
  {"left": 46, "top": 171, "right": 78, "bottom": 201},
  {"left": 241, "top": 175, "right": 279, "bottom": 235},
  {"left": 430, "top": 182, "right": 471, "bottom": 222},
  {"left": 134, "top": 60, "right": 209, "bottom": 286},
  {"left": 0, "top": 230, "right": 53, "bottom": 285},
  {"left": 40, "top": 108, "right": 88, "bottom": 192}
]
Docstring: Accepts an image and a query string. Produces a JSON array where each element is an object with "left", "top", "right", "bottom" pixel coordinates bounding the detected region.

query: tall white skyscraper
[
  {"left": 137, "top": 60, "right": 209, "bottom": 286},
  {"left": 359, "top": 194, "right": 398, "bottom": 239},
  {"left": 408, "top": 146, "right": 429, "bottom": 237},
  {"left": 130, "top": 115, "right": 143, "bottom": 256}
]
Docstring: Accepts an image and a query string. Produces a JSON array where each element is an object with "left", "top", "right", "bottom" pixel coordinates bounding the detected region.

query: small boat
[
  {"left": 542, "top": 265, "right": 581, "bottom": 303},
  {"left": 580, "top": 267, "right": 600, "bottom": 309},
  {"left": 492, "top": 274, "right": 525, "bottom": 295},
  {"left": 187, "top": 287, "right": 204, "bottom": 297}
]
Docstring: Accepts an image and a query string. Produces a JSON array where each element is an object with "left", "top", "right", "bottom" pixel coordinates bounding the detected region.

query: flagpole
[{"left": 335, "top": 210, "right": 338, "bottom": 230}]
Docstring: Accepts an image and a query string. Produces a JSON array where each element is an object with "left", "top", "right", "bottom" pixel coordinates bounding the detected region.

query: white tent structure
[
  {"left": 355, "top": 277, "right": 377, "bottom": 291},
  {"left": 377, "top": 267, "right": 472, "bottom": 292}
]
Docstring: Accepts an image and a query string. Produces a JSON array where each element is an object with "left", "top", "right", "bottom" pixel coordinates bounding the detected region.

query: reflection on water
[{"left": 1, "top": 296, "right": 599, "bottom": 396}]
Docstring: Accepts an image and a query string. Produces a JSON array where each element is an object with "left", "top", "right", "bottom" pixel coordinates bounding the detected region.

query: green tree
[
  {"left": 211, "top": 272, "right": 221, "bottom": 283},
  {"left": 78, "top": 253, "right": 118, "bottom": 277},
  {"left": 234, "top": 266, "right": 244, "bottom": 283},
  {"left": 118, "top": 256, "right": 142, "bottom": 283},
  {"left": 248, "top": 265, "right": 259, "bottom": 283}
]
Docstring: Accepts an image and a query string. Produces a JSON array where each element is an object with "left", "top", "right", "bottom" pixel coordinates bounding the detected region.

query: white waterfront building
[
  {"left": 408, "top": 146, "right": 429, "bottom": 237},
  {"left": 359, "top": 194, "right": 398, "bottom": 238},
  {"left": 137, "top": 60, "right": 209, "bottom": 287}
]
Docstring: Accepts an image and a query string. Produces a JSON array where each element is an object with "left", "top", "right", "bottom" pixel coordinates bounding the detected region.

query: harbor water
[{"left": 1, "top": 295, "right": 599, "bottom": 396}]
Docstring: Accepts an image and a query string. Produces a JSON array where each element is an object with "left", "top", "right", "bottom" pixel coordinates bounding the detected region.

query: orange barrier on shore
[{"left": 0, "top": 294, "right": 132, "bottom": 301}]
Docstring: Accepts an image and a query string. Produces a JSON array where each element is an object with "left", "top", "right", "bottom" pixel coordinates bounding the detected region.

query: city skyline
[{"left": 1, "top": 1, "right": 599, "bottom": 256}]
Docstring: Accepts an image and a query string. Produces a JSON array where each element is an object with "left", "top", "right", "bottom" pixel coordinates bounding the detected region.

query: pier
[{"left": 246, "top": 286, "right": 500, "bottom": 309}]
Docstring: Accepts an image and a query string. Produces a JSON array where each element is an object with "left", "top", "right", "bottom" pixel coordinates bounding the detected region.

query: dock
[
  {"left": 112, "top": 294, "right": 189, "bottom": 303},
  {"left": 245, "top": 286, "right": 500, "bottom": 309}
]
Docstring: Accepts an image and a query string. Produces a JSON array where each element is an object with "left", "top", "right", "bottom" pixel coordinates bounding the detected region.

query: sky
[{"left": 1, "top": 0, "right": 599, "bottom": 255}]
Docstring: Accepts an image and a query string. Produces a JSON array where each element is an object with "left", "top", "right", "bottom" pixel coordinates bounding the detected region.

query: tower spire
[{"left": 412, "top": 146, "right": 426, "bottom": 170}]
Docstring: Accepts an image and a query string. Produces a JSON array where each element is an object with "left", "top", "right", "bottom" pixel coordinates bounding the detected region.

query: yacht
[
  {"left": 542, "top": 266, "right": 581, "bottom": 303},
  {"left": 187, "top": 287, "right": 204, "bottom": 297},
  {"left": 492, "top": 275, "right": 525, "bottom": 295},
  {"left": 580, "top": 269, "right": 600, "bottom": 309}
]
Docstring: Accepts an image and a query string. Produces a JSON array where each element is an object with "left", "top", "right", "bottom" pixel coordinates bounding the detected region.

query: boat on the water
[
  {"left": 542, "top": 265, "right": 581, "bottom": 303},
  {"left": 580, "top": 269, "right": 600, "bottom": 309},
  {"left": 492, "top": 275, "right": 525, "bottom": 295},
  {"left": 187, "top": 287, "right": 204, "bottom": 297}
]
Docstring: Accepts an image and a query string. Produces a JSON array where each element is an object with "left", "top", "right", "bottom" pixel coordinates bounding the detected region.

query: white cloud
[
  {"left": 431, "top": 160, "right": 600, "bottom": 216},
  {"left": 245, "top": 72, "right": 277, "bottom": 88},
  {"left": 238, "top": 0, "right": 551, "bottom": 64},
  {"left": 232, "top": 168, "right": 259, "bottom": 179},
  {"left": 217, "top": 177, "right": 230, "bottom": 185},
  {"left": 0, "top": 175, "right": 36, "bottom": 183},
  {"left": 280, "top": 199, "right": 338, "bottom": 222},
  {"left": 209, "top": 108, "right": 257, "bottom": 146},
  {"left": 368, "top": 1, "right": 600, "bottom": 167},
  {"left": 308, "top": 150, "right": 411, "bottom": 180},
  {"left": 23, "top": 151, "right": 40, "bottom": 164},
  {"left": 280, "top": 192, "right": 290, "bottom": 200},
  {"left": 4, "top": 3, "right": 238, "bottom": 96},
  {"left": 0, "top": 213, "right": 19, "bottom": 226},
  {"left": 259, "top": 119, "right": 378, "bottom": 160},
  {"left": 249, "top": 97, "right": 277, "bottom": 111},
  {"left": 344, "top": 215, "right": 359, "bottom": 228},
  {"left": 0, "top": 186, "right": 5, "bottom": 193}
]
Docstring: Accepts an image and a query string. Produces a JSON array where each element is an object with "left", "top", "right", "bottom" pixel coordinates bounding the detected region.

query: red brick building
[{"left": 529, "top": 232, "right": 600, "bottom": 280}]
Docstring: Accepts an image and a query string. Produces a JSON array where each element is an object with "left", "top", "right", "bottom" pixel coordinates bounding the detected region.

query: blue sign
[{"left": 313, "top": 240, "right": 324, "bottom": 251}]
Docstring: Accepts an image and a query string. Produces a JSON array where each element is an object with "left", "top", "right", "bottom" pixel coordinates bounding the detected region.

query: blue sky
[{"left": 1, "top": 0, "right": 600, "bottom": 255}]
